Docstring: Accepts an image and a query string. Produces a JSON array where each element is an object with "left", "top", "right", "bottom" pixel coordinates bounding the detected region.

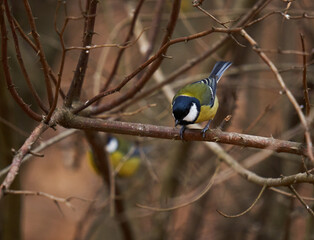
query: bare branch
[
  {"left": 72, "top": 27, "right": 242, "bottom": 115},
  {"left": 64, "top": 0, "right": 98, "bottom": 107},
  {"left": 4, "top": 189, "right": 93, "bottom": 210},
  {"left": 100, "top": 0, "right": 145, "bottom": 92},
  {"left": 240, "top": 29, "right": 314, "bottom": 163},
  {"left": 59, "top": 113, "right": 307, "bottom": 156},
  {"left": 4, "top": 1, "right": 48, "bottom": 114},
  {"left": 288, "top": 185, "right": 314, "bottom": 217},
  {"left": 22, "top": 0, "right": 54, "bottom": 107},
  {"left": 205, "top": 142, "right": 314, "bottom": 187},
  {"left": 300, "top": 34, "right": 310, "bottom": 116},
  {"left": 86, "top": 0, "right": 275, "bottom": 115},
  {"left": 216, "top": 185, "right": 267, "bottom": 218},
  {"left": 0, "top": 122, "right": 49, "bottom": 199},
  {"left": 136, "top": 163, "right": 220, "bottom": 212},
  {"left": 270, "top": 187, "right": 314, "bottom": 201},
  {"left": 0, "top": 129, "right": 78, "bottom": 178},
  {"left": 86, "top": 0, "right": 182, "bottom": 115},
  {"left": 0, "top": 6, "right": 42, "bottom": 122}
]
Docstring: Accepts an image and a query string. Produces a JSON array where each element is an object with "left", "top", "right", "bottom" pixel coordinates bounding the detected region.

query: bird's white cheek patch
[
  {"left": 106, "top": 138, "right": 119, "bottom": 153},
  {"left": 183, "top": 103, "right": 198, "bottom": 123}
]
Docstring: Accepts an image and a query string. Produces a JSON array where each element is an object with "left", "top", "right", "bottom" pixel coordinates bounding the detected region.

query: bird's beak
[{"left": 175, "top": 120, "right": 179, "bottom": 127}]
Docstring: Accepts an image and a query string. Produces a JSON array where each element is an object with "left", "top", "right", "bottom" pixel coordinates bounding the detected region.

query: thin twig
[
  {"left": 136, "top": 163, "right": 220, "bottom": 212},
  {"left": 240, "top": 29, "right": 314, "bottom": 163},
  {"left": 22, "top": 0, "right": 54, "bottom": 107},
  {"left": 216, "top": 185, "right": 267, "bottom": 218},
  {"left": 96, "top": 104, "right": 157, "bottom": 119},
  {"left": 0, "top": 116, "right": 30, "bottom": 137},
  {"left": 100, "top": 0, "right": 145, "bottom": 92},
  {"left": 270, "top": 187, "right": 314, "bottom": 201},
  {"left": 204, "top": 141, "right": 314, "bottom": 187},
  {"left": 300, "top": 34, "right": 310, "bottom": 116},
  {"left": 12, "top": 16, "right": 66, "bottom": 100},
  {"left": 65, "top": 29, "right": 147, "bottom": 51},
  {"left": 87, "top": 0, "right": 273, "bottom": 115},
  {"left": 195, "top": 5, "right": 245, "bottom": 48},
  {"left": 72, "top": 27, "right": 242, "bottom": 115},
  {"left": 0, "top": 129, "right": 78, "bottom": 178},
  {"left": 0, "top": 122, "right": 49, "bottom": 200},
  {"left": 0, "top": 6, "right": 42, "bottom": 122},
  {"left": 4, "top": 1, "right": 48, "bottom": 114},
  {"left": 4, "top": 189, "right": 93, "bottom": 210},
  {"left": 288, "top": 185, "right": 314, "bottom": 217}
]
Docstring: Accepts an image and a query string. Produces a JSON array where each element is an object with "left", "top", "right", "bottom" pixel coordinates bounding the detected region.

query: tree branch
[
  {"left": 64, "top": 0, "right": 98, "bottom": 107},
  {"left": 4, "top": 0, "right": 49, "bottom": 114},
  {"left": 0, "top": 122, "right": 49, "bottom": 200},
  {"left": 22, "top": 0, "right": 54, "bottom": 107},
  {"left": 58, "top": 113, "right": 308, "bottom": 156},
  {"left": 0, "top": 5, "right": 42, "bottom": 122},
  {"left": 100, "top": 0, "right": 145, "bottom": 92}
]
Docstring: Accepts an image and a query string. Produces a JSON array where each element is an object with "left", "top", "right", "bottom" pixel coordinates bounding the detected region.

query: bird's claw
[
  {"left": 201, "top": 127, "right": 208, "bottom": 138},
  {"left": 179, "top": 126, "right": 186, "bottom": 140},
  {"left": 201, "top": 120, "right": 212, "bottom": 138}
]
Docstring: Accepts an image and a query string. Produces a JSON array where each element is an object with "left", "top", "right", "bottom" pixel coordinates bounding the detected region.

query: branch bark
[
  {"left": 58, "top": 113, "right": 307, "bottom": 156},
  {"left": 64, "top": 0, "right": 98, "bottom": 107},
  {"left": 0, "top": 122, "right": 49, "bottom": 200}
]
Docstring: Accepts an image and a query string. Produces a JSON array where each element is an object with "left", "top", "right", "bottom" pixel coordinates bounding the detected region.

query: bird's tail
[{"left": 209, "top": 61, "right": 232, "bottom": 82}]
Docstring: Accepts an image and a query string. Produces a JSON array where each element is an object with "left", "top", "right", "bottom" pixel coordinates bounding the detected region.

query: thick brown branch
[
  {"left": 64, "top": 0, "right": 98, "bottom": 107},
  {"left": 58, "top": 113, "right": 307, "bottom": 156},
  {"left": 0, "top": 122, "right": 49, "bottom": 200},
  {"left": 84, "top": 131, "right": 134, "bottom": 240}
]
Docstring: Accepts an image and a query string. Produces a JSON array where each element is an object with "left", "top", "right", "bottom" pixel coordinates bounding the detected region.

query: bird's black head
[{"left": 172, "top": 96, "right": 201, "bottom": 126}]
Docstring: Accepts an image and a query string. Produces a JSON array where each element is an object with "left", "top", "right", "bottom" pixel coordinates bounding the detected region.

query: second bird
[{"left": 172, "top": 61, "right": 232, "bottom": 139}]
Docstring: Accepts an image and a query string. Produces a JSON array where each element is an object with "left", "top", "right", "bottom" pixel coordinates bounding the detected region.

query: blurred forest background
[{"left": 0, "top": 0, "right": 314, "bottom": 240}]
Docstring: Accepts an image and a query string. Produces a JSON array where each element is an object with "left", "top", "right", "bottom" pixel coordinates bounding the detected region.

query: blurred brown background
[{"left": 0, "top": 0, "right": 314, "bottom": 239}]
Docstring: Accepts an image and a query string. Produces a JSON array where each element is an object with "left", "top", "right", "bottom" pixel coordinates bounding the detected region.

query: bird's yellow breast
[{"left": 195, "top": 97, "right": 219, "bottom": 123}]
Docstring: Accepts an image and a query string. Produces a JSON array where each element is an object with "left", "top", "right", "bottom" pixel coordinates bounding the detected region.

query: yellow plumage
[
  {"left": 87, "top": 137, "right": 141, "bottom": 178},
  {"left": 171, "top": 61, "right": 232, "bottom": 139},
  {"left": 195, "top": 97, "right": 219, "bottom": 123}
]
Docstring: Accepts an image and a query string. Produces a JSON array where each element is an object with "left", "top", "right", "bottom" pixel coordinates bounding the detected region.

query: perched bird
[
  {"left": 88, "top": 136, "right": 141, "bottom": 177},
  {"left": 172, "top": 61, "right": 232, "bottom": 139}
]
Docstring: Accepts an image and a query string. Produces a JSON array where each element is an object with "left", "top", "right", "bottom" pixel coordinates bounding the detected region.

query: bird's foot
[
  {"left": 201, "top": 120, "right": 212, "bottom": 138},
  {"left": 179, "top": 125, "right": 186, "bottom": 140}
]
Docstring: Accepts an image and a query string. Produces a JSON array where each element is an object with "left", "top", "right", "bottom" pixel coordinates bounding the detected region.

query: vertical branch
[
  {"left": 11, "top": 17, "right": 66, "bottom": 99},
  {"left": 300, "top": 34, "right": 310, "bottom": 116},
  {"left": 288, "top": 185, "right": 314, "bottom": 217},
  {"left": 84, "top": 131, "right": 134, "bottom": 240},
  {"left": 64, "top": 0, "right": 98, "bottom": 108},
  {"left": 4, "top": 0, "right": 48, "bottom": 114},
  {"left": 22, "top": 0, "right": 54, "bottom": 107},
  {"left": 0, "top": 5, "right": 42, "bottom": 121},
  {"left": 240, "top": 30, "right": 314, "bottom": 163},
  {"left": 140, "top": 0, "right": 165, "bottom": 62},
  {"left": 45, "top": 1, "right": 70, "bottom": 122}
]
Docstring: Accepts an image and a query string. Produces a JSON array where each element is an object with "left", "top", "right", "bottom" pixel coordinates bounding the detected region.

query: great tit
[
  {"left": 88, "top": 136, "right": 141, "bottom": 177},
  {"left": 172, "top": 61, "right": 232, "bottom": 139}
]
